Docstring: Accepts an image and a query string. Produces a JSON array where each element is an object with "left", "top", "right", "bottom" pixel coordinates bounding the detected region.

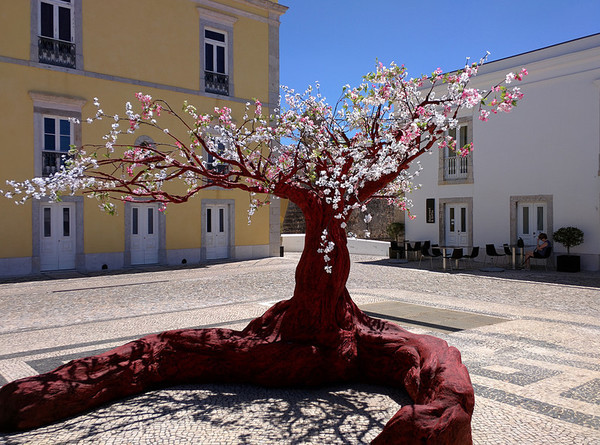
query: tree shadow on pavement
[{"left": 0, "top": 383, "right": 410, "bottom": 444}]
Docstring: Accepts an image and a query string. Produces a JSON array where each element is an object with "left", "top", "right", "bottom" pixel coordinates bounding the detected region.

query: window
[
  {"left": 132, "top": 207, "right": 139, "bottom": 235},
  {"left": 62, "top": 206, "right": 70, "bottom": 236},
  {"left": 439, "top": 119, "right": 473, "bottom": 184},
  {"left": 206, "top": 140, "right": 230, "bottom": 175},
  {"left": 147, "top": 208, "right": 154, "bottom": 235},
  {"left": 43, "top": 207, "right": 52, "bottom": 237},
  {"left": 445, "top": 124, "right": 469, "bottom": 179},
  {"left": 204, "top": 28, "right": 229, "bottom": 95},
  {"left": 38, "top": 0, "right": 76, "bottom": 68},
  {"left": 30, "top": 92, "right": 85, "bottom": 178},
  {"left": 42, "top": 116, "right": 73, "bottom": 176},
  {"left": 198, "top": 7, "right": 236, "bottom": 96}
]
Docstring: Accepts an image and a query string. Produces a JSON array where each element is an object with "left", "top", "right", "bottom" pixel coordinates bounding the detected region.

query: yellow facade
[{"left": 0, "top": 0, "right": 287, "bottom": 276}]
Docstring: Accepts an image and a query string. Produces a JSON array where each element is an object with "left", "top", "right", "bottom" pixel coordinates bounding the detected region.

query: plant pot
[{"left": 557, "top": 255, "right": 580, "bottom": 273}]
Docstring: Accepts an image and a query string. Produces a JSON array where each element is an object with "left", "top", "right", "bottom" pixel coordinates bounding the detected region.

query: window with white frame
[
  {"left": 440, "top": 120, "right": 473, "bottom": 184},
  {"left": 30, "top": 92, "right": 84, "bottom": 178},
  {"left": 204, "top": 28, "right": 229, "bottom": 95},
  {"left": 38, "top": 0, "right": 76, "bottom": 68},
  {"left": 42, "top": 116, "right": 73, "bottom": 176}
]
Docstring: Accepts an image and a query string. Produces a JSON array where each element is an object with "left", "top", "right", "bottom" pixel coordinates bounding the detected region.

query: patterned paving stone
[
  {"left": 0, "top": 254, "right": 599, "bottom": 443},
  {"left": 561, "top": 379, "right": 600, "bottom": 405}
]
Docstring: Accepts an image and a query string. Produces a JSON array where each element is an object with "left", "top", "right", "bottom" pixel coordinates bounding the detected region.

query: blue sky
[{"left": 279, "top": 1, "right": 599, "bottom": 104}]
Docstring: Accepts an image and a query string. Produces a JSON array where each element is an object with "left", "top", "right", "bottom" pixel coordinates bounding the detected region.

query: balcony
[
  {"left": 444, "top": 156, "right": 468, "bottom": 180},
  {"left": 38, "top": 36, "right": 76, "bottom": 69},
  {"left": 205, "top": 71, "right": 229, "bottom": 96},
  {"left": 42, "top": 151, "right": 67, "bottom": 177}
]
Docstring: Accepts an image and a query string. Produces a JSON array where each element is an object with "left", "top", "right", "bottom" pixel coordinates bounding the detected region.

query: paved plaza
[{"left": 0, "top": 253, "right": 599, "bottom": 444}]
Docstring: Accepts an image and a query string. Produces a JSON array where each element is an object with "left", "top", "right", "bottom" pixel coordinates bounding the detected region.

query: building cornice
[
  {"left": 192, "top": 0, "right": 288, "bottom": 25},
  {"left": 240, "top": 0, "right": 288, "bottom": 15},
  {"left": 0, "top": 56, "right": 273, "bottom": 108},
  {"left": 197, "top": 6, "right": 238, "bottom": 26},
  {"left": 482, "top": 33, "right": 600, "bottom": 74},
  {"left": 29, "top": 91, "right": 87, "bottom": 111}
]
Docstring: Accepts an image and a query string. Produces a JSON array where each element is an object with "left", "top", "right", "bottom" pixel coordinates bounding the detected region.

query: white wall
[
  {"left": 405, "top": 35, "right": 600, "bottom": 271},
  {"left": 281, "top": 234, "right": 390, "bottom": 256}
]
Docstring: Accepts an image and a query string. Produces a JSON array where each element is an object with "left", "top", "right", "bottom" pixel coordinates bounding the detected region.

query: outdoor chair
[
  {"left": 419, "top": 244, "right": 441, "bottom": 268},
  {"left": 406, "top": 241, "right": 421, "bottom": 261},
  {"left": 405, "top": 242, "right": 414, "bottom": 259},
  {"left": 445, "top": 247, "right": 464, "bottom": 271},
  {"left": 485, "top": 244, "right": 506, "bottom": 267},
  {"left": 503, "top": 244, "right": 514, "bottom": 267},
  {"left": 465, "top": 246, "right": 479, "bottom": 269},
  {"left": 412, "top": 242, "right": 422, "bottom": 260},
  {"left": 530, "top": 245, "right": 553, "bottom": 271}
]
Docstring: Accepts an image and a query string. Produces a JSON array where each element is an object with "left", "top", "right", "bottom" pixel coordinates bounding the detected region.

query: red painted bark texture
[{"left": 0, "top": 210, "right": 474, "bottom": 444}]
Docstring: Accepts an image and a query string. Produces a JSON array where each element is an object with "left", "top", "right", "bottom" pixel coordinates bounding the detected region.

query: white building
[{"left": 404, "top": 33, "right": 600, "bottom": 271}]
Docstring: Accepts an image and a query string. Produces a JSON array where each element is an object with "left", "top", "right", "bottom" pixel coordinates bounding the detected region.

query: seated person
[{"left": 522, "top": 233, "right": 551, "bottom": 269}]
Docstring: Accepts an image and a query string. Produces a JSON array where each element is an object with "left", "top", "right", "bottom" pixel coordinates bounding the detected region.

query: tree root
[{"left": 0, "top": 308, "right": 473, "bottom": 444}]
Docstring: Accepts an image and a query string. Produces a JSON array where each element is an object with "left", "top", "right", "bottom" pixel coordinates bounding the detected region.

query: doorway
[
  {"left": 445, "top": 204, "right": 469, "bottom": 246},
  {"left": 40, "top": 202, "right": 76, "bottom": 270},
  {"left": 204, "top": 204, "right": 230, "bottom": 259},
  {"left": 130, "top": 203, "right": 159, "bottom": 265},
  {"left": 517, "top": 202, "right": 547, "bottom": 246}
]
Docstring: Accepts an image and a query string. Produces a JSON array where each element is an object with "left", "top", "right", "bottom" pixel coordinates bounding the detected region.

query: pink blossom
[{"left": 515, "top": 68, "right": 529, "bottom": 81}]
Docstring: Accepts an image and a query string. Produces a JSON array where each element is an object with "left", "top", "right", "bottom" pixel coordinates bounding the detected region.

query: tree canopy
[{"left": 3, "top": 57, "right": 527, "bottom": 272}]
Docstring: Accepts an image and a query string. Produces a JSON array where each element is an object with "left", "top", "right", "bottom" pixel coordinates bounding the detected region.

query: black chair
[
  {"left": 485, "top": 244, "right": 506, "bottom": 266},
  {"left": 445, "top": 248, "right": 464, "bottom": 270},
  {"left": 465, "top": 246, "right": 479, "bottom": 269},
  {"left": 419, "top": 244, "right": 441, "bottom": 268},
  {"left": 412, "top": 242, "right": 422, "bottom": 260},
  {"left": 503, "top": 244, "right": 514, "bottom": 267},
  {"left": 406, "top": 241, "right": 421, "bottom": 261},
  {"left": 405, "top": 242, "right": 414, "bottom": 259}
]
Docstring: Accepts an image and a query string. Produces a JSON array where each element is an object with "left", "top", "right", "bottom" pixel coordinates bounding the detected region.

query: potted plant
[
  {"left": 553, "top": 226, "right": 584, "bottom": 272},
  {"left": 387, "top": 222, "right": 405, "bottom": 259}
]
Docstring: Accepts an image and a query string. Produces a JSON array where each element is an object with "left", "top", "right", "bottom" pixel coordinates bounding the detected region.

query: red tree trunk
[{"left": 0, "top": 201, "right": 474, "bottom": 444}]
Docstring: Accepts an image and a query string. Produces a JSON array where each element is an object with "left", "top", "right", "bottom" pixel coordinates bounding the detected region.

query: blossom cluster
[{"left": 2, "top": 57, "right": 527, "bottom": 272}]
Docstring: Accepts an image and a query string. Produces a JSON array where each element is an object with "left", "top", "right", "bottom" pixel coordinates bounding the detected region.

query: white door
[
  {"left": 205, "top": 205, "right": 229, "bottom": 260},
  {"left": 130, "top": 204, "right": 159, "bottom": 265},
  {"left": 445, "top": 204, "right": 468, "bottom": 246},
  {"left": 40, "top": 203, "right": 76, "bottom": 270},
  {"left": 517, "top": 203, "right": 547, "bottom": 246}
]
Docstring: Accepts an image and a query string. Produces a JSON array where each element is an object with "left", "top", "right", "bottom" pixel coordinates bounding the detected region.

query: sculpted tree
[{"left": 0, "top": 59, "right": 526, "bottom": 443}]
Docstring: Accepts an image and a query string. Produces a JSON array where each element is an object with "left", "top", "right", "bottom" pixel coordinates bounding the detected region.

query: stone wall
[
  {"left": 282, "top": 199, "right": 405, "bottom": 242},
  {"left": 346, "top": 199, "right": 405, "bottom": 241}
]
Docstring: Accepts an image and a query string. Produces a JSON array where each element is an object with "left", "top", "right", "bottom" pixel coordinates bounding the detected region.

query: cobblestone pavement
[{"left": 0, "top": 254, "right": 599, "bottom": 444}]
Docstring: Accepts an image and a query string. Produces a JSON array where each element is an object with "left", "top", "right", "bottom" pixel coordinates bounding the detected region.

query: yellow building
[{"left": 0, "top": 0, "right": 287, "bottom": 277}]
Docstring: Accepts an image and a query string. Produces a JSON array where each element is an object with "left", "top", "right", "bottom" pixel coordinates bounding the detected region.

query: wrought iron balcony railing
[
  {"left": 42, "top": 151, "right": 68, "bottom": 177},
  {"left": 38, "top": 36, "right": 76, "bottom": 69},
  {"left": 444, "top": 156, "right": 469, "bottom": 180},
  {"left": 205, "top": 71, "right": 229, "bottom": 96}
]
